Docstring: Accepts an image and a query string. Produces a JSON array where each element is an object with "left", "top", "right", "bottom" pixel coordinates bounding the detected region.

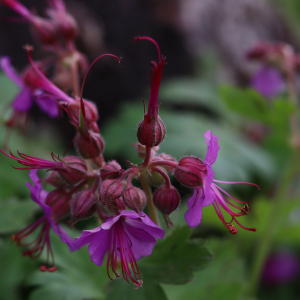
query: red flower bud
[
  {"left": 99, "top": 197, "right": 126, "bottom": 216},
  {"left": 45, "top": 189, "right": 72, "bottom": 223},
  {"left": 153, "top": 185, "right": 180, "bottom": 227},
  {"left": 99, "top": 179, "right": 124, "bottom": 205},
  {"left": 30, "top": 17, "right": 58, "bottom": 45},
  {"left": 137, "top": 115, "right": 166, "bottom": 147},
  {"left": 68, "top": 99, "right": 99, "bottom": 123},
  {"left": 100, "top": 161, "right": 122, "bottom": 179},
  {"left": 59, "top": 156, "right": 87, "bottom": 184},
  {"left": 75, "top": 131, "right": 105, "bottom": 159},
  {"left": 123, "top": 187, "right": 146, "bottom": 215},
  {"left": 55, "top": 13, "right": 78, "bottom": 41},
  {"left": 44, "top": 171, "right": 70, "bottom": 188},
  {"left": 70, "top": 191, "right": 97, "bottom": 224},
  {"left": 174, "top": 156, "right": 207, "bottom": 188}
]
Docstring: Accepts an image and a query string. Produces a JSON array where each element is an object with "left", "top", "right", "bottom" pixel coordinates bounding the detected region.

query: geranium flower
[
  {"left": 184, "top": 131, "right": 258, "bottom": 233},
  {"left": 74, "top": 210, "right": 164, "bottom": 288},
  {"left": 12, "top": 169, "right": 75, "bottom": 271}
]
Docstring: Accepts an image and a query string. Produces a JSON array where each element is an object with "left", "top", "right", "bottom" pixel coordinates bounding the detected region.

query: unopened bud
[
  {"left": 101, "top": 161, "right": 122, "bottom": 179},
  {"left": 70, "top": 191, "right": 97, "bottom": 222},
  {"left": 123, "top": 187, "right": 146, "bottom": 215},
  {"left": 45, "top": 189, "right": 72, "bottom": 223},
  {"left": 68, "top": 100, "right": 99, "bottom": 123},
  {"left": 175, "top": 156, "right": 207, "bottom": 188},
  {"left": 99, "top": 179, "right": 124, "bottom": 205},
  {"left": 31, "top": 17, "right": 58, "bottom": 45},
  {"left": 153, "top": 185, "right": 180, "bottom": 227},
  {"left": 75, "top": 131, "right": 105, "bottom": 159},
  {"left": 59, "top": 156, "right": 87, "bottom": 184},
  {"left": 137, "top": 115, "right": 166, "bottom": 147},
  {"left": 100, "top": 197, "right": 126, "bottom": 216},
  {"left": 56, "top": 13, "right": 78, "bottom": 41},
  {"left": 148, "top": 167, "right": 165, "bottom": 187},
  {"left": 44, "top": 171, "right": 69, "bottom": 188}
]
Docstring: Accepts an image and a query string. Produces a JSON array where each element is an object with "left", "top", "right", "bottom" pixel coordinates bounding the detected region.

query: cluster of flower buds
[{"left": 0, "top": 0, "right": 259, "bottom": 288}]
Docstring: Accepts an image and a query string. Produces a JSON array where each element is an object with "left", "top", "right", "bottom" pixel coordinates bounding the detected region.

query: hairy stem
[{"left": 140, "top": 172, "right": 159, "bottom": 225}]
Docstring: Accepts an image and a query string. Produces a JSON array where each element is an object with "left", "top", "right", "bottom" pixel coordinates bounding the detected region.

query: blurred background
[{"left": 1, "top": 0, "right": 300, "bottom": 299}]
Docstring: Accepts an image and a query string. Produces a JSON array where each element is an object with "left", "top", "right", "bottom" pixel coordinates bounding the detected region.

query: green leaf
[
  {"left": 0, "top": 198, "right": 36, "bottom": 234},
  {"left": 105, "top": 279, "right": 167, "bottom": 300},
  {"left": 28, "top": 271, "right": 103, "bottom": 300},
  {"left": 220, "top": 86, "right": 269, "bottom": 122},
  {"left": 220, "top": 86, "right": 297, "bottom": 132},
  {"left": 139, "top": 226, "right": 213, "bottom": 284},
  {"left": 159, "top": 78, "right": 225, "bottom": 114},
  {"left": 27, "top": 229, "right": 108, "bottom": 300},
  {"left": 0, "top": 240, "right": 37, "bottom": 300},
  {"left": 162, "top": 238, "right": 248, "bottom": 300}
]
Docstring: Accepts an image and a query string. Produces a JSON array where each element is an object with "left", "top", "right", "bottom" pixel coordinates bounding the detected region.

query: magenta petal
[
  {"left": 12, "top": 87, "right": 33, "bottom": 111},
  {"left": 185, "top": 190, "right": 204, "bottom": 227},
  {"left": 74, "top": 227, "right": 101, "bottom": 249},
  {"left": 88, "top": 229, "right": 112, "bottom": 266},
  {"left": 52, "top": 223, "right": 76, "bottom": 252},
  {"left": 0, "top": 56, "right": 23, "bottom": 87},
  {"left": 204, "top": 131, "right": 220, "bottom": 166},
  {"left": 251, "top": 66, "right": 285, "bottom": 99},
  {"left": 202, "top": 166, "right": 215, "bottom": 207},
  {"left": 123, "top": 212, "right": 165, "bottom": 239},
  {"left": 27, "top": 170, "right": 75, "bottom": 251},
  {"left": 34, "top": 95, "right": 59, "bottom": 118},
  {"left": 122, "top": 223, "right": 156, "bottom": 260}
]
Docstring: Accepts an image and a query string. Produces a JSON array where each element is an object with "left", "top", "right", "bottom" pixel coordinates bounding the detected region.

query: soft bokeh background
[{"left": 1, "top": 0, "right": 300, "bottom": 299}]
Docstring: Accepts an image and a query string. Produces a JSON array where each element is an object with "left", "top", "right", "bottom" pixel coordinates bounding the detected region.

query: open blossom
[
  {"left": 74, "top": 210, "right": 164, "bottom": 288},
  {"left": 184, "top": 131, "right": 258, "bottom": 234},
  {"left": 12, "top": 170, "right": 75, "bottom": 271},
  {"left": 0, "top": 56, "right": 59, "bottom": 136}
]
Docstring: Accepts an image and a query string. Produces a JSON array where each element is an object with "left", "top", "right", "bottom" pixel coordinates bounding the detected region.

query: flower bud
[
  {"left": 101, "top": 161, "right": 122, "bottom": 179},
  {"left": 59, "top": 156, "right": 87, "bottom": 184},
  {"left": 56, "top": 13, "right": 78, "bottom": 41},
  {"left": 123, "top": 187, "right": 146, "bottom": 215},
  {"left": 68, "top": 99, "right": 99, "bottom": 123},
  {"left": 153, "top": 185, "right": 180, "bottom": 227},
  {"left": 45, "top": 189, "right": 72, "bottom": 223},
  {"left": 30, "top": 17, "right": 58, "bottom": 46},
  {"left": 99, "top": 179, "right": 124, "bottom": 205},
  {"left": 70, "top": 190, "right": 97, "bottom": 222},
  {"left": 148, "top": 167, "right": 165, "bottom": 187},
  {"left": 75, "top": 131, "right": 105, "bottom": 159},
  {"left": 174, "top": 156, "right": 207, "bottom": 188},
  {"left": 99, "top": 197, "right": 126, "bottom": 216},
  {"left": 44, "top": 171, "right": 70, "bottom": 188},
  {"left": 137, "top": 115, "right": 166, "bottom": 147}
]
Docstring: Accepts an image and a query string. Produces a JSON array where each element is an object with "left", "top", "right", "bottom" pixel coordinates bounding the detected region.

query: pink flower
[
  {"left": 12, "top": 170, "right": 75, "bottom": 271},
  {"left": 74, "top": 210, "right": 164, "bottom": 288},
  {"left": 251, "top": 65, "right": 285, "bottom": 99},
  {"left": 184, "top": 131, "right": 258, "bottom": 234}
]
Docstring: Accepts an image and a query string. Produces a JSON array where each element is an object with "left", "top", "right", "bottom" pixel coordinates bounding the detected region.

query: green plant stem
[
  {"left": 247, "top": 151, "right": 299, "bottom": 296},
  {"left": 140, "top": 172, "right": 159, "bottom": 225}
]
